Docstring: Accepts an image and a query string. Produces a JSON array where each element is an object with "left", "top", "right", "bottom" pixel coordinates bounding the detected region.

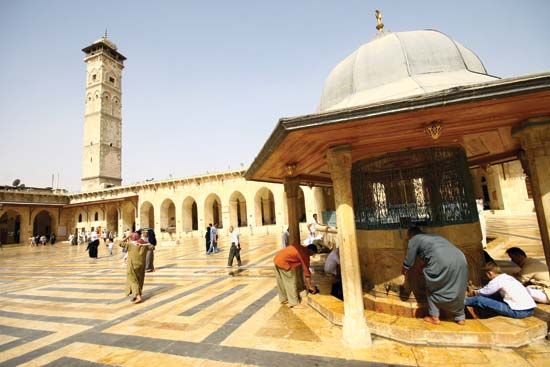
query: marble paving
[{"left": 0, "top": 220, "right": 549, "bottom": 367}]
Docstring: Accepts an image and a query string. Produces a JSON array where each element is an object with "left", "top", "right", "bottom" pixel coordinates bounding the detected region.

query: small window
[
  {"left": 109, "top": 143, "right": 113, "bottom": 147},
  {"left": 78, "top": 214, "right": 82, "bottom": 222},
  {"left": 92, "top": 74, "right": 97, "bottom": 81},
  {"left": 109, "top": 76, "right": 115, "bottom": 83},
  {"left": 94, "top": 212, "right": 99, "bottom": 221}
]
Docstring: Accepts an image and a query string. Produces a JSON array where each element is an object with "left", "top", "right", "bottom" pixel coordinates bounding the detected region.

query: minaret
[{"left": 81, "top": 32, "right": 126, "bottom": 191}]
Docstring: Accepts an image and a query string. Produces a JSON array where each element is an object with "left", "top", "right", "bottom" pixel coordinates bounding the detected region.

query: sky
[{"left": 1, "top": 0, "right": 549, "bottom": 192}]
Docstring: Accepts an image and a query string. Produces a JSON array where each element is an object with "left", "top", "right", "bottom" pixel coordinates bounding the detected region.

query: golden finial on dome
[{"left": 375, "top": 10, "right": 384, "bottom": 32}]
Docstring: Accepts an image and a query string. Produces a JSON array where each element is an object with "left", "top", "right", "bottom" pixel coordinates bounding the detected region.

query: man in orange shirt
[{"left": 273, "top": 243, "right": 318, "bottom": 309}]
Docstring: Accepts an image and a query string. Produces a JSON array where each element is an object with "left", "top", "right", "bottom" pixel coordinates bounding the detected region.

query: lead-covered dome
[{"left": 318, "top": 29, "right": 499, "bottom": 112}]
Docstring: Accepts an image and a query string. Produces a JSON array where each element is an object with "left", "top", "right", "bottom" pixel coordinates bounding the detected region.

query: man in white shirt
[
  {"left": 226, "top": 226, "right": 241, "bottom": 267},
  {"left": 465, "top": 262, "right": 536, "bottom": 319}
]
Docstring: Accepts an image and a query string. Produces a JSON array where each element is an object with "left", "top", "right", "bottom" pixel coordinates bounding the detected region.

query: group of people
[
  {"left": 402, "top": 227, "right": 549, "bottom": 325},
  {"left": 273, "top": 221, "right": 549, "bottom": 322},
  {"left": 29, "top": 233, "right": 56, "bottom": 246}
]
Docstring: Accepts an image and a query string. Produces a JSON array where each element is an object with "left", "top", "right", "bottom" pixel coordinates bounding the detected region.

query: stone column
[
  {"left": 283, "top": 176, "right": 301, "bottom": 245},
  {"left": 325, "top": 145, "right": 372, "bottom": 347},
  {"left": 513, "top": 118, "right": 550, "bottom": 272}
]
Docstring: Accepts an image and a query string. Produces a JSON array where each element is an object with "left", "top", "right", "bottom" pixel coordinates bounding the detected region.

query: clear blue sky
[{"left": 1, "top": 1, "right": 549, "bottom": 191}]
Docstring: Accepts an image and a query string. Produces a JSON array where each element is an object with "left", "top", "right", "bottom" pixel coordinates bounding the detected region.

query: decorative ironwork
[{"left": 352, "top": 147, "right": 478, "bottom": 229}]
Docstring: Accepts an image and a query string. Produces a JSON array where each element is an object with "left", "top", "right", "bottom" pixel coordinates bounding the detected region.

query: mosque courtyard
[{"left": 0, "top": 214, "right": 548, "bottom": 367}]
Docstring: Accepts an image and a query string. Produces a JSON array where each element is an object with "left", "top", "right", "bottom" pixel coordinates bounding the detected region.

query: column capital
[
  {"left": 512, "top": 117, "right": 550, "bottom": 157},
  {"left": 283, "top": 176, "right": 300, "bottom": 197},
  {"left": 326, "top": 145, "right": 353, "bottom": 185}
]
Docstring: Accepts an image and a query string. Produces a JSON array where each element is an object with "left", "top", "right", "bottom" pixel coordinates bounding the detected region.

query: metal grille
[{"left": 352, "top": 147, "right": 478, "bottom": 229}]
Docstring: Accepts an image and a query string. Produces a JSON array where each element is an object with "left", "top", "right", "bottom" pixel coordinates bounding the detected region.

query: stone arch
[
  {"left": 106, "top": 206, "right": 119, "bottom": 234},
  {"left": 102, "top": 91, "right": 112, "bottom": 112},
  {"left": 0, "top": 209, "right": 23, "bottom": 244},
  {"left": 255, "top": 187, "right": 276, "bottom": 226},
  {"left": 112, "top": 96, "right": 121, "bottom": 117},
  {"left": 312, "top": 187, "right": 335, "bottom": 224},
  {"left": 160, "top": 199, "right": 176, "bottom": 232},
  {"left": 121, "top": 202, "right": 136, "bottom": 233},
  {"left": 140, "top": 201, "right": 155, "bottom": 229},
  {"left": 32, "top": 210, "right": 55, "bottom": 237},
  {"left": 229, "top": 191, "right": 247, "bottom": 227},
  {"left": 182, "top": 196, "right": 198, "bottom": 232},
  {"left": 204, "top": 193, "right": 223, "bottom": 228}
]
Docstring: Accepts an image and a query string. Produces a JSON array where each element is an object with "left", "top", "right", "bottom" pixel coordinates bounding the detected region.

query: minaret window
[
  {"left": 109, "top": 76, "right": 115, "bottom": 83},
  {"left": 92, "top": 74, "right": 97, "bottom": 81}
]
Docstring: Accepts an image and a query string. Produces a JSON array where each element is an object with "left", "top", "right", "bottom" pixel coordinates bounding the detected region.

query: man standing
[
  {"left": 141, "top": 229, "right": 155, "bottom": 272},
  {"left": 402, "top": 227, "right": 468, "bottom": 325},
  {"left": 205, "top": 224, "right": 211, "bottom": 254},
  {"left": 208, "top": 223, "right": 218, "bottom": 254},
  {"left": 506, "top": 247, "right": 550, "bottom": 304},
  {"left": 281, "top": 227, "right": 289, "bottom": 248},
  {"left": 227, "top": 226, "right": 242, "bottom": 267},
  {"left": 273, "top": 243, "right": 318, "bottom": 309}
]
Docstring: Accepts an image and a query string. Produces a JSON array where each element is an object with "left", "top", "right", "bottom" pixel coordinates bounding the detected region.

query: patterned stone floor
[{"left": 0, "top": 218, "right": 549, "bottom": 367}]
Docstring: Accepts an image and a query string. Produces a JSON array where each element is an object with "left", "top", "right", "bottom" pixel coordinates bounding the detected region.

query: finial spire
[
  {"left": 375, "top": 10, "right": 384, "bottom": 32},
  {"left": 103, "top": 29, "right": 108, "bottom": 39}
]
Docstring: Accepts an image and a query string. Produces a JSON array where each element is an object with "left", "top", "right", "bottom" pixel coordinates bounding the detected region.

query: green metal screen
[{"left": 352, "top": 147, "right": 478, "bottom": 230}]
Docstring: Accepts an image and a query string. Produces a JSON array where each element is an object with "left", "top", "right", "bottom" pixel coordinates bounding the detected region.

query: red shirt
[{"left": 273, "top": 244, "right": 311, "bottom": 277}]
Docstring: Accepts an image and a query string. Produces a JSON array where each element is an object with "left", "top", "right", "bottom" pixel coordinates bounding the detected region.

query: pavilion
[{"left": 245, "top": 12, "right": 550, "bottom": 346}]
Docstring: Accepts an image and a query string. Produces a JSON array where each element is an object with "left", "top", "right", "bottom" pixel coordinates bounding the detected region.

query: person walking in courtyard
[
  {"left": 108, "top": 235, "right": 114, "bottom": 256},
  {"left": 208, "top": 223, "right": 218, "bottom": 254},
  {"left": 465, "top": 262, "right": 536, "bottom": 318},
  {"left": 86, "top": 230, "right": 100, "bottom": 258},
  {"left": 402, "top": 226, "right": 468, "bottom": 325},
  {"left": 205, "top": 224, "right": 211, "bottom": 254},
  {"left": 281, "top": 227, "right": 289, "bottom": 248},
  {"left": 273, "top": 243, "right": 318, "bottom": 309},
  {"left": 506, "top": 247, "right": 550, "bottom": 304},
  {"left": 141, "top": 229, "right": 156, "bottom": 272},
  {"left": 119, "top": 232, "right": 155, "bottom": 304},
  {"left": 227, "top": 226, "right": 242, "bottom": 267}
]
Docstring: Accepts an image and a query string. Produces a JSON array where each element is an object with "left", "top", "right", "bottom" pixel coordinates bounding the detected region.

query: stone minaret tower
[{"left": 81, "top": 32, "right": 126, "bottom": 191}]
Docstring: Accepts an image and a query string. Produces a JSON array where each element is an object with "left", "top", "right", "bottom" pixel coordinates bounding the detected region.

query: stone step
[{"left": 308, "top": 293, "right": 548, "bottom": 348}]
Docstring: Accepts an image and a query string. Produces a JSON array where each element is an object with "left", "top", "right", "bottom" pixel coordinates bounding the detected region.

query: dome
[{"left": 318, "top": 29, "right": 499, "bottom": 112}]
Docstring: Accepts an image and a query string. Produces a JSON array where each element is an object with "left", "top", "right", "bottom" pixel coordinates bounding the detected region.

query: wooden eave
[{"left": 245, "top": 72, "right": 550, "bottom": 186}]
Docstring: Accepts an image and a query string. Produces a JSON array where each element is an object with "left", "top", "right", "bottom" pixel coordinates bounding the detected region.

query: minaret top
[{"left": 82, "top": 31, "right": 126, "bottom": 62}]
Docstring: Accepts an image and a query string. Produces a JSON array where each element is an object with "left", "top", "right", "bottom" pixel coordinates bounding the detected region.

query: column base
[{"left": 343, "top": 313, "right": 372, "bottom": 347}]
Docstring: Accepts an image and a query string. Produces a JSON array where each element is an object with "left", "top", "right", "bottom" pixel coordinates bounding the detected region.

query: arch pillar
[
  {"left": 513, "top": 118, "right": 550, "bottom": 272},
  {"left": 326, "top": 144, "right": 372, "bottom": 347},
  {"left": 283, "top": 176, "right": 300, "bottom": 245}
]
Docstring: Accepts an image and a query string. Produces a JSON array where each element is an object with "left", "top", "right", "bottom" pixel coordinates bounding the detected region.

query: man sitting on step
[{"left": 506, "top": 247, "right": 550, "bottom": 304}]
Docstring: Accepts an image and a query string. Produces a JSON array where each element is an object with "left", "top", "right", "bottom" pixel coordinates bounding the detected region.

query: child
[
  {"left": 108, "top": 237, "right": 114, "bottom": 256},
  {"left": 465, "top": 262, "right": 536, "bottom": 319}
]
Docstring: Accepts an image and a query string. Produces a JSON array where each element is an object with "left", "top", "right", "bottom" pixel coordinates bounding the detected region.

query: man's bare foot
[
  {"left": 456, "top": 320, "right": 465, "bottom": 325},
  {"left": 280, "top": 300, "right": 288, "bottom": 304},
  {"left": 133, "top": 296, "right": 142, "bottom": 304},
  {"left": 131, "top": 296, "right": 137, "bottom": 302},
  {"left": 290, "top": 304, "right": 306, "bottom": 309},
  {"left": 423, "top": 316, "right": 441, "bottom": 325}
]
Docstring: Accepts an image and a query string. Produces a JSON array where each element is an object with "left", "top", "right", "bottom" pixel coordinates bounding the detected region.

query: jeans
[{"left": 465, "top": 295, "right": 534, "bottom": 319}]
